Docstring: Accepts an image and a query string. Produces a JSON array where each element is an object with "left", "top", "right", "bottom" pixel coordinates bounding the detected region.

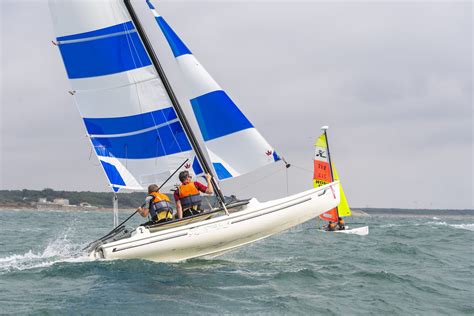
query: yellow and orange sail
[{"left": 313, "top": 133, "right": 351, "bottom": 222}]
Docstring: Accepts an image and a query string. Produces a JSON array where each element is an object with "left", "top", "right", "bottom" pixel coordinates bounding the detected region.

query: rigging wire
[
  {"left": 232, "top": 166, "right": 285, "bottom": 195},
  {"left": 291, "top": 164, "right": 312, "bottom": 174}
]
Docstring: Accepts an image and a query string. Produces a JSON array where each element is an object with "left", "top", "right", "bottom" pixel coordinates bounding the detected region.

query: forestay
[
  {"left": 146, "top": 1, "right": 281, "bottom": 181},
  {"left": 49, "top": 0, "right": 202, "bottom": 192}
]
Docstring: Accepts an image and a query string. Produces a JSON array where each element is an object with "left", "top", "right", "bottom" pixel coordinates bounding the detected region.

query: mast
[
  {"left": 321, "top": 126, "right": 338, "bottom": 217},
  {"left": 123, "top": 0, "right": 227, "bottom": 207}
]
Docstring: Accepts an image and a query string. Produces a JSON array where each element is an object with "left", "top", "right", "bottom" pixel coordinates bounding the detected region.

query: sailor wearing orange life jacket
[
  {"left": 174, "top": 170, "right": 213, "bottom": 219},
  {"left": 137, "top": 184, "right": 174, "bottom": 225},
  {"left": 337, "top": 217, "right": 346, "bottom": 230},
  {"left": 326, "top": 221, "right": 336, "bottom": 231}
]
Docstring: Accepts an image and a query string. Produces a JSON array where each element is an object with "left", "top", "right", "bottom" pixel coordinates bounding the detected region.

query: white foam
[
  {"left": 0, "top": 229, "right": 89, "bottom": 273},
  {"left": 451, "top": 223, "right": 474, "bottom": 231},
  {"left": 380, "top": 223, "right": 402, "bottom": 228},
  {"left": 423, "top": 221, "right": 473, "bottom": 231}
]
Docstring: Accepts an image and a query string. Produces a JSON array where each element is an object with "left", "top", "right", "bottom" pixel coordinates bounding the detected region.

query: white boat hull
[
  {"left": 318, "top": 226, "right": 369, "bottom": 236},
  {"left": 89, "top": 182, "right": 341, "bottom": 262},
  {"left": 336, "top": 226, "right": 369, "bottom": 235}
]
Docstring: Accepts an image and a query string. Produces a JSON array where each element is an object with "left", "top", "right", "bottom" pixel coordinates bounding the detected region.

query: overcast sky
[{"left": 1, "top": 0, "right": 472, "bottom": 209}]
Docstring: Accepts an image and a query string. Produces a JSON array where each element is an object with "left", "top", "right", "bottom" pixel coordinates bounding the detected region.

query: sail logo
[
  {"left": 315, "top": 150, "right": 326, "bottom": 159},
  {"left": 185, "top": 163, "right": 191, "bottom": 169},
  {"left": 265, "top": 150, "right": 273, "bottom": 156}
]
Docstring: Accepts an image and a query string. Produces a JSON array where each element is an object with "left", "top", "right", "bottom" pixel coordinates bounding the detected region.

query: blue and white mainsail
[
  {"left": 49, "top": 0, "right": 201, "bottom": 192},
  {"left": 146, "top": 1, "right": 281, "bottom": 181}
]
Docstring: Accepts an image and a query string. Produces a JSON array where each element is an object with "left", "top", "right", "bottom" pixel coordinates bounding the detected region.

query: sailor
[
  {"left": 326, "top": 221, "right": 336, "bottom": 231},
  {"left": 337, "top": 217, "right": 345, "bottom": 230},
  {"left": 174, "top": 171, "right": 213, "bottom": 219},
  {"left": 137, "top": 184, "right": 174, "bottom": 225}
]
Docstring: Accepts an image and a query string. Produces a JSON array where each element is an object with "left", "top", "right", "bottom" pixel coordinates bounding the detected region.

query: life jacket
[
  {"left": 327, "top": 222, "right": 336, "bottom": 231},
  {"left": 178, "top": 182, "right": 202, "bottom": 211},
  {"left": 148, "top": 192, "right": 173, "bottom": 222},
  {"left": 338, "top": 218, "right": 345, "bottom": 230}
]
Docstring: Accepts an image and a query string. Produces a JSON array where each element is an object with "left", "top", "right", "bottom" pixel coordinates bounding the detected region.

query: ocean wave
[
  {"left": 379, "top": 223, "right": 403, "bottom": 228},
  {"left": 451, "top": 223, "right": 474, "bottom": 231},
  {"left": 423, "top": 221, "right": 473, "bottom": 231},
  {"left": 0, "top": 229, "right": 88, "bottom": 273}
]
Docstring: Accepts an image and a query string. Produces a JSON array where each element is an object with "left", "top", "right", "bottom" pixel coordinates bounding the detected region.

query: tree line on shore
[{"left": 0, "top": 189, "right": 152, "bottom": 208}]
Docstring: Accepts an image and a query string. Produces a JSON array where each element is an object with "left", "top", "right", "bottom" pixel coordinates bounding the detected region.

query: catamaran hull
[
  {"left": 317, "top": 226, "right": 369, "bottom": 236},
  {"left": 89, "top": 182, "right": 340, "bottom": 262}
]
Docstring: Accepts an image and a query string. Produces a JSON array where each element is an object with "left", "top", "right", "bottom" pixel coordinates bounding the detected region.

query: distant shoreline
[{"left": 1, "top": 206, "right": 472, "bottom": 218}]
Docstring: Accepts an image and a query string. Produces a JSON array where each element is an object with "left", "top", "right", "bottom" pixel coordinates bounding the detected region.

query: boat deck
[{"left": 145, "top": 199, "right": 250, "bottom": 233}]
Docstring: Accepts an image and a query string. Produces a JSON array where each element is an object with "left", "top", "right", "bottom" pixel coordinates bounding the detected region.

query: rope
[
  {"left": 291, "top": 164, "right": 312, "bottom": 174},
  {"left": 232, "top": 167, "right": 285, "bottom": 195}
]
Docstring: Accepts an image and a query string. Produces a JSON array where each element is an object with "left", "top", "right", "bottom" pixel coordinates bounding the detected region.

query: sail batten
[
  {"left": 83, "top": 107, "right": 177, "bottom": 135},
  {"left": 57, "top": 21, "right": 151, "bottom": 79}
]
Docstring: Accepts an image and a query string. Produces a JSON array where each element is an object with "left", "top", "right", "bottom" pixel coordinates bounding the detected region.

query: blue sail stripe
[
  {"left": 146, "top": 0, "right": 155, "bottom": 10},
  {"left": 100, "top": 161, "right": 126, "bottom": 187},
  {"left": 58, "top": 24, "right": 151, "bottom": 79},
  {"left": 190, "top": 90, "right": 254, "bottom": 141},
  {"left": 273, "top": 151, "right": 281, "bottom": 162},
  {"left": 154, "top": 16, "right": 191, "bottom": 58},
  {"left": 84, "top": 107, "right": 177, "bottom": 136},
  {"left": 91, "top": 121, "right": 192, "bottom": 159},
  {"left": 213, "top": 163, "right": 233, "bottom": 180},
  {"left": 57, "top": 21, "right": 135, "bottom": 42},
  {"left": 192, "top": 156, "right": 203, "bottom": 175}
]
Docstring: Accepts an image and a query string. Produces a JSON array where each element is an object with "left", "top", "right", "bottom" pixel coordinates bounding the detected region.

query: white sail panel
[
  {"left": 49, "top": 0, "right": 200, "bottom": 192},
  {"left": 176, "top": 55, "right": 221, "bottom": 99},
  {"left": 206, "top": 130, "right": 278, "bottom": 180},
  {"left": 74, "top": 78, "right": 172, "bottom": 119},
  {"left": 49, "top": 0, "right": 130, "bottom": 39},
  {"left": 67, "top": 66, "right": 157, "bottom": 92},
  {"left": 147, "top": 3, "right": 281, "bottom": 181}
]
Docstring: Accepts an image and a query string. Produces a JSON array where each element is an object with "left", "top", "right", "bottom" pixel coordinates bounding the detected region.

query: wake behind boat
[{"left": 49, "top": 0, "right": 342, "bottom": 262}]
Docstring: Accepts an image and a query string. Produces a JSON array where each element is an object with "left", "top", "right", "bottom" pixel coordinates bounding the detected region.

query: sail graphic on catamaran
[
  {"left": 313, "top": 130, "right": 351, "bottom": 222},
  {"left": 49, "top": 0, "right": 342, "bottom": 262}
]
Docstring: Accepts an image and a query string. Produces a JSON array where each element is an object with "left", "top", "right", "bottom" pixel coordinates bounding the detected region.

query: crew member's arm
[
  {"left": 137, "top": 197, "right": 151, "bottom": 217},
  {"left": 204, "top": 173, "right": 214, "bottom": 194},
  {"left": 176, "top": 200, "right": 183, "bottom": 219},
  {"left": 174, "top": 190, "right": 183, "bottom": 219},
  {"left": 137, "top": 207, "right": 149, "bottom": 218}
]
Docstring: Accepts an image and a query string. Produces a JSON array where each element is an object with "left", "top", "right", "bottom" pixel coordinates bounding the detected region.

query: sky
[{"left": 0, "top": 0, "right": 472, "bottom": 209}]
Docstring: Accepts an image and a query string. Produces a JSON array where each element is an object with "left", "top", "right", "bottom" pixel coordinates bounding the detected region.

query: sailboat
[
  {"left": 48, "top": 0, "right": 341, "bottom": 262},
  {"left": 314, "top": 127, "right": 369, "bottom": 236}
]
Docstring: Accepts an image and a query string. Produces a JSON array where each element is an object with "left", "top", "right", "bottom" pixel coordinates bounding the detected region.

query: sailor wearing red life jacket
[
  {"left": 137, "top": 184, "right": 174, "bottom": 225},
  {"left": 174, "top": 170, "right": 213, "bottom": 219}
]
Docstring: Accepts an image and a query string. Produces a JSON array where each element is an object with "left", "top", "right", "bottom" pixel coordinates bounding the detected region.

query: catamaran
[
  {"left": 48, "top": 0, "right": 342, "bottom": 262},
  {"left": 314, "top": 127, "right": 368, "bottom": 236}
]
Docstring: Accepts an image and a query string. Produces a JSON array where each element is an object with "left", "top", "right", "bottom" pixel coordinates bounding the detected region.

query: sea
[{"left": 0, "top": 209, "right": 472, "bottom": 315}]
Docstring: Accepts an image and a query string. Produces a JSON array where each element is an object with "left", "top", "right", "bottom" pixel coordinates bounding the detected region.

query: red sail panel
[
  {"left": 320, "top": 207, "right": 338, "bottom": 222},
  {"left": 313, "top": 160, "right": 331, "bottom": 183}
]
